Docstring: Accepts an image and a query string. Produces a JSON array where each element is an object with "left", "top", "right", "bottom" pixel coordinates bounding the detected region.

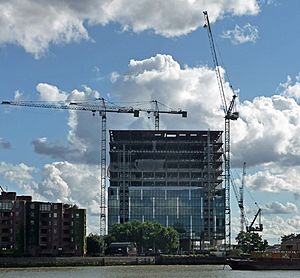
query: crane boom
[
  {"left": 203, "top": 10, "right": 239, "bottom": 249},
  {"left": 1, "top": 100, "right": 139, "bottom": 114},
  {"left": 203, "top": 11, "right": 227, "bottom": 114},
  {"left": 246, "top": 208, "right": 263, "bottom": 232},
  {"left": 2, "top": 97, "right": 187, "bottom": 235}
]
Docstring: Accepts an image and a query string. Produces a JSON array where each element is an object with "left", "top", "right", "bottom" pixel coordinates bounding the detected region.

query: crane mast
[
  {"left": 2, "top": 98, "right": 187, "bottom": 236},
  {"left": 240, "top": 162, "right": 246, "bottom": 232},
  {"left": 203, "top": 11, "right": 239, "bottom": 249}
]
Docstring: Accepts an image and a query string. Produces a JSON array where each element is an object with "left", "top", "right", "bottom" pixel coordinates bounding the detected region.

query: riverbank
[
  {"left": 0, "top": 256, "right": 155, "bottom": 268},
  {"left": 0, "top": 255, "right": 226, "bottom": 268}
]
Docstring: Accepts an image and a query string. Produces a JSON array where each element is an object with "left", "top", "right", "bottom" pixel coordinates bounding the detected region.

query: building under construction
[{"left": 108, "top": 130, "right": 225, "bottom": 248}]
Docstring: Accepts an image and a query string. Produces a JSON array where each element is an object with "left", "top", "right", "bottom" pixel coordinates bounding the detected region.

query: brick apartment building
[{"left": 0, "top": 191, "right": 86, "bottom": 256}]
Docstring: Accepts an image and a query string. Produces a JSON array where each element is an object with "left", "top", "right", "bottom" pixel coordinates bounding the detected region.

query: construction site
[
  {"left": 0, "top": 11, "right": 264, "bottom": 254},
  {"left": 108, "top": 130, "right": 225, "bottom": 250}
]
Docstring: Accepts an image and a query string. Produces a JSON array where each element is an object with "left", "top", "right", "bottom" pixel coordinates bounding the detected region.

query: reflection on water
[{"left": 0, "top": 265, "right": 297, "bottom": 278}]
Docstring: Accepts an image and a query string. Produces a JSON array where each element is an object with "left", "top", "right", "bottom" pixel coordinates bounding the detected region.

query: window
[
  {"left": 40, "top": 203, "right": 51, "bottom": 211},
  {"left": 0, "top": 201, "right": 13, "bottom": 210},
  {"left": 53, "top": 213, "right": 57, "bottom": 218}
]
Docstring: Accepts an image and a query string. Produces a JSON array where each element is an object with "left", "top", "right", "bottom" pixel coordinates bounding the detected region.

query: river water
[{"left": 0, "top": 265, "right": 298, "bottom": 278}]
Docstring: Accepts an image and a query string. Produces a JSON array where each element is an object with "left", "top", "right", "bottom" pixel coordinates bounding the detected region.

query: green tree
[
  {"left": 235, "top": 231, "right": 268, "bottom": 254},
  {"left": 108, "top": 220, "right": 179, "bottom": 254},
  {"left": 173, "top": 222, "right": 186, "bottom": 234},
  {"left": 86, "top": 233, "right": 106, "bottom": 256}
]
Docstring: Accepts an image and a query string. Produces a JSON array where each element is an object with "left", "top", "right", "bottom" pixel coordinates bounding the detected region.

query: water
[{"left": 0, "top": 265, "right": 298, "bottom": 278}]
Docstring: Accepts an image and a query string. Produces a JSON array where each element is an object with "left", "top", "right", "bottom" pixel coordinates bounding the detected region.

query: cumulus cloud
[
  {"left": 263, "top": 201, "right": 298, "bottom": 215},
  {"left": 0, "top": 162, "right": 38, "bottom": 195},
  {"left": 30, "top": 55, "right": 300, "bottom": 176},
  {"left": 243, "top": 164, "right": 300, "bottom": 194},
  {"left": 30, "top": 54, "right": 232, "bottom": 163},
  {"left": 280, "top": 74, "right": 300, "bottom": 100},
  {"left": 31, "top": 84, "right": 103, "bottom": 164},
  {"left": 263, "top": 216, "right": 300, "bottom": 242},
  {"left": 110, "top": 54, "right": 227, "bottom": 130},
  {"left": 38, "top": 162, "right": 100, "bottom": 209},
  {"left": 0, "top": 160, "right": 100, "bottom": 227},
  {"left": 0, "top": 0, "right": 260, "bottom": 57},
  {"left": 222, "top": 23, "right": 259, "bottom": 44}
]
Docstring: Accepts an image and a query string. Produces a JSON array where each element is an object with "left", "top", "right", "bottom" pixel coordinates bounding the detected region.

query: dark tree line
[
  {"left": 105, "top": 220, "right": 179, "bottom": 254},
  {"left": 86, "top": 220, "right": 179, "bottom": 256}
]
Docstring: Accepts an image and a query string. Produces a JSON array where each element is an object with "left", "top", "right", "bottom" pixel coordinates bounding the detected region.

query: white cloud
[
  {"left": 14, "top": 90, "right": 23, "bottom": 101},
  {"left": 0, "top": 0, "right": 260, "bottom": 57},
  {"left": 38, "top": 162, "right": 100, "bottom": 210},
  {"left": 280, "top": 74, "right": 300, "bottom": 100},
  {"left": 263, "top": 201, "right": 298, "bottom": 215},
  {"left": 110, "top": 54, "right": 227, "bottom": 130},
  {"left": 30, "top": 54, "right": 232, "bottom": 163},
  {"left": 222, "top": 23, "right": 259, "bottom": 44},
  {"left": 0, "top": 162, "right": 39, "bottom": 196},
  {"left": 30, "top": 56, "right": 300, "bottom": 177},
  {"left": 244, "top": 164, "right": 300, "bottom": 194},
  {"left": 36, "top": 83, "right": 68, "bottom": 102},
  {"left": 0, "top": 160, "right": 101, "bottom": 233},
  {"left": 262, "top": 216, "right": 300, "bottom": 243}
]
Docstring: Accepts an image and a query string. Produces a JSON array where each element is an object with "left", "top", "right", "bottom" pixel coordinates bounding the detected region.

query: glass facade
[{"left": 108, "top": 130, "right": 225, "bottom": 242}]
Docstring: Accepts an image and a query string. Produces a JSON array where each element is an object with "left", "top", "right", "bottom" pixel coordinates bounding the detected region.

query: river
[{"left": 0, "top": 265, "right": 298, "bottom": 278}]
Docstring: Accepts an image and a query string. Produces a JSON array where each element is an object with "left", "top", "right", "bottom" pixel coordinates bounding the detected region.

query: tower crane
[
  {"left": 1, "top": 98, "right": 187, "bottom": 236},
  {"left": 203, "top": 11, "right": 239, "bottom": 249}
]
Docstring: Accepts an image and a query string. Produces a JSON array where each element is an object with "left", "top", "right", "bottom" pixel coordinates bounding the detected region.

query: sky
[{"left": 1, "top": 0, "right": 300, "bottom": 245}]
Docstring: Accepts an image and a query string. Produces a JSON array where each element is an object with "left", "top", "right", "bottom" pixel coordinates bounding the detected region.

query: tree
[
  {"left": 173, "top": 222, "right": 186, "bottom": 234},
  {"left": 107, "top": 220, "right": 179, "bottom": 254},
  {"left": 235, "top": 231, "right": 268, "bottom": 254},
  {"left": 86, "top": 233, "right": 106, "bottom": 256}
]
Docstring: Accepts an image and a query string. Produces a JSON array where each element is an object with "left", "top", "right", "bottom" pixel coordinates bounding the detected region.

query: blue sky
[{"left": 1, "top": 0, "right": 300, "bottom": 244}]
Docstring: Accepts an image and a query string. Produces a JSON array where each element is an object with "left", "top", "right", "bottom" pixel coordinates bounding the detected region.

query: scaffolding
[{"left": 108, "top": 130, "right": 225, "bottom": 247}]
